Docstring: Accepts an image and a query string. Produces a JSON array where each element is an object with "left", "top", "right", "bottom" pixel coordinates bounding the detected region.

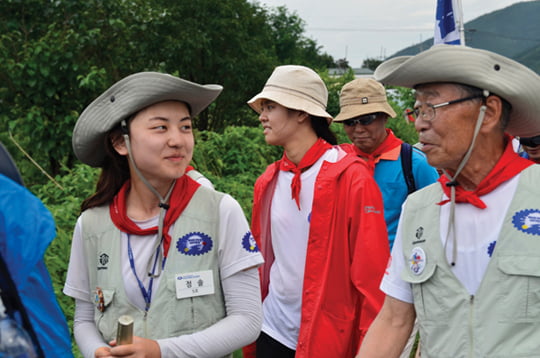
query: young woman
[
  {"left": 64, "top": 72, "right": 263, "bottom": 358},
  {"left": 243, "top": 65, "right": 390, "bottom": 358}
]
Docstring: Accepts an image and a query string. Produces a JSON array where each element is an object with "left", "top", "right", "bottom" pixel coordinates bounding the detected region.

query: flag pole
[{"left": 454, "top": 0, "right": 466, "bottom": 45}]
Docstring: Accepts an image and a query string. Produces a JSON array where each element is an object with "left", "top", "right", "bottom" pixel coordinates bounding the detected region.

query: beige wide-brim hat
[
  {"left": 72, "top": 72, "right": 223, "bottom": 167},
  {"left": 334, "top": 78, "right": 396, "bottom": 122},
  {"left": 374, "top": 44, "right": 540, "bottom": 137},
  {"left": 247, "top": 65, "right": 333, "bottom": 123}
]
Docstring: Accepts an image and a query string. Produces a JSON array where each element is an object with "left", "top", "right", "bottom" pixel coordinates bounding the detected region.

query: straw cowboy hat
[
  {"left": 73, "top": 72, "right": 223, "bottom": 167},
  {"left": 247, "top": 65, "right": 333, "bottom": 123},
  {"left": 334, "top": 78, "right": 396, "bottom": 122},
  {"left": 374, "top": 44, "right": 540, "bottom": 138}
]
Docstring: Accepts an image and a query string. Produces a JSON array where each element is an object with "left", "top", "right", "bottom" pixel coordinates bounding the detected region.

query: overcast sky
[{"left": 254, "top": 0, "right": 534, "bottom": 68}]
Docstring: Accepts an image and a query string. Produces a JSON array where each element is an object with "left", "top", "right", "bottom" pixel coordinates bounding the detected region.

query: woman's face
[
  {"left": 258, "top": 100, "right": 303, "bottom": 147},
  {"left": 114, "top": 101, "right": 194, "bottom": 186}
]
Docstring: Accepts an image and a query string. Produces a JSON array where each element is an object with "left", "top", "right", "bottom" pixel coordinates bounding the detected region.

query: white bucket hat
[
  {"left": 334, "top": 78, "right": 396, "bottom": 122},
  {"left": 374, "top": 44, "right": 540, "bottom": 138},
  {"left": 72, "top": 72, "right": 223, "bottom": 167},
  {"left": 247, "top": 65, "right": 332, "bottom": 123}
]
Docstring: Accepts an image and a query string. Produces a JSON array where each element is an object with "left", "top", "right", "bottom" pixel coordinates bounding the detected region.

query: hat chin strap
[
  {"left": 441, "top": 90, "right": 489, "bottom": 267},
  {"left": 121, "top": 120, "right": 175, "bottom": 278}
]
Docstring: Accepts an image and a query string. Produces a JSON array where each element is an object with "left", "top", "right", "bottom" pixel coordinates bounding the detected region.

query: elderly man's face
[{"left": 414, "top": 83, "right": 482, "bottom": 171}]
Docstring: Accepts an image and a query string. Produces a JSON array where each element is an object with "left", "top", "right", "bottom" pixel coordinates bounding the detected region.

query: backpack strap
[
  {"left": 400, "top": 143, "right": 416, "bottom": 195},
  {"left": 0, "top": 252, "right": 44, "bottom": 357}
]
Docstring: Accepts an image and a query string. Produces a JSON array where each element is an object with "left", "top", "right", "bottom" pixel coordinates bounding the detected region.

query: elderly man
[
  {"left": 357, "top": 44, "right": 540, "bottom": 358},
  {"left": 334, "top": 78, "right": 439, "bottom": 250}
]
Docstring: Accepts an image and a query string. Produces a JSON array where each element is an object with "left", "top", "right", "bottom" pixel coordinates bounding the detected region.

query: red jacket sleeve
[{"left": 347, "top": 164, "right": 390, "bottom": 342}]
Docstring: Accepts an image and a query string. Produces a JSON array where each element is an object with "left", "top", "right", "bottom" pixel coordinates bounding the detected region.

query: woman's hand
[
  {"left": 106, "top": 336, "right": 161, "bottom": 357},
  {"left": 94, "top": 345, "right": 113, "bottom": 358}
]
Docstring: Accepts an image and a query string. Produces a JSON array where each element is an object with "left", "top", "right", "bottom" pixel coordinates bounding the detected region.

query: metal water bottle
[{"left": 116, "top": 315, "right": 134, "bottom": 345}]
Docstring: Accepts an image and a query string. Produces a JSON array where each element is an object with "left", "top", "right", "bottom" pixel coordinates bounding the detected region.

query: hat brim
[
  {"left": 73, "top": 72, "right": 223, "bottom": 167},
  {"left": 248, "top": 89, "right": 333, "bottom": 123},
  {"left": 374, "top": 45, "right": 540, "bottom": 137},
  {"left": 334, "top": 103, "right": 396, "bottom": 122}
]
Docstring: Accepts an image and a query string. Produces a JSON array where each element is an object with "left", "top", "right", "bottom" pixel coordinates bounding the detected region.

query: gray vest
[
  {"left": 401, "top": 165, "right": 540, "bottom": 358},
  {"left": 82, "top": 186, "right": 227, "bottom": 342}
]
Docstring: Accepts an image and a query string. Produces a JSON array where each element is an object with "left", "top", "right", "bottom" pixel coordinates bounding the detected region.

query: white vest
[
  {"left": 401, "top": 165, "right": 540, "bottom": 358},
  {"left": 82, "top": 186, "right": 227, "bottom": 342}
]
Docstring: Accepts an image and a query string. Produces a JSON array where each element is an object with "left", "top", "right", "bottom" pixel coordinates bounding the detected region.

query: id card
[{"left": 175, "top": 270, "right": 215, "bottom": 299}]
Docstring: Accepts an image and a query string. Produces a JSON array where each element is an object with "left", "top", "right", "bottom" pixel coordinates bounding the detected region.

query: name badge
[{"left": 175, "top": 270, "right": 215, "bottom": 299}]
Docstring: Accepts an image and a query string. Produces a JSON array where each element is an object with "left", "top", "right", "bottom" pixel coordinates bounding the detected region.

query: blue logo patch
[
  {"left": 487, "top": 241, "right": 496, "bottom": 257},
  {"left": 176, "top": 232, "right": 213, "bottom": 256},
  {"left": 512, "top": 209, "right": 540, "bottom": 236},
  {"left": 242, "top": 232, "right": 259, "bottom": 253}
]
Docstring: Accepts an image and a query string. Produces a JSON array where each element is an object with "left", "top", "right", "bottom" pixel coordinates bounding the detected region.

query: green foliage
[
  {"left": 318, "top": 68, "right": 356, "bottom": 117},
  {"left": 193, "top": 126, "right": 282, "bottom": 220},
  {"left": 0, "top": 0, "right": 334, "bottom": 183},
  {"left": 386, "top": 86, "right": 419, "bottom": 144},
  {"left": 362, "top": 57, "right": 383, "bottom": 71}
]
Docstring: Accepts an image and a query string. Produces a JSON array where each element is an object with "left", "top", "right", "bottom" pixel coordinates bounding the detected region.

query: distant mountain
[{"left": 389, "top": 1, "right": 540, "bottom": 73}]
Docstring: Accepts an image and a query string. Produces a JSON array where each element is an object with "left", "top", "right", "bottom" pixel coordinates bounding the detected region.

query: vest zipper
[
  {"left": 144, "top": 309, "right": 148, "bottom": 337},
  {"left": 468, "top": 295, "right": 474, "bottom": 358}
]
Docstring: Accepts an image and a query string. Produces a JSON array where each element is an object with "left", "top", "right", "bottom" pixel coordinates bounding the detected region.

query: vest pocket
[
  {"left": 498, "top": 255, "right": 540, "bottom": 321},
  {"left": 95, "top": 289, "right": 116, "bottom": 341},
  {"left": 165, "top": 276, "right": 225, "bottom": 335},
  {"left": 401, "top": 263, "right": 450, "bottom": 322}
]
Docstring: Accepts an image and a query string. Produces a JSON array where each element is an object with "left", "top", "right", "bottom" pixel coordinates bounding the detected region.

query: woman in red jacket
[{"left": 244, "top": 65, "right": 390, "bottom": 358}]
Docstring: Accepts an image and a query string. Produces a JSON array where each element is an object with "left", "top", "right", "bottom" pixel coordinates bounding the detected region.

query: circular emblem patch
[
  {"left": 409, "top": 247, "right": 426, "bottom": 275},
  {"left": 512, "top": 209, "right": 540, "bottom": 236},
  {"left": 242, "top": 232, "right": 259, "bottom": 253},
  {"left": 176, "top": 232, "right": 213, "bottom": 256}
]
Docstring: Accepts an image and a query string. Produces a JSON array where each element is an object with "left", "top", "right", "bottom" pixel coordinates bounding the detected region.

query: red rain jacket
[{"left": 244, "top": 148, "right": 389, "bottom": 358}]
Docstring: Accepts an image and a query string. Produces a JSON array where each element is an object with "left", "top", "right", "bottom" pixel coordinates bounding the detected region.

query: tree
[
  {"left": 335, "top": 58, "right": 350, "bottom": 69},
  {"left": 362, "top": 57, "right": 383, "bottom": 71},
  {"left": 0, "top": 0, "right": 334, "bottom": 183}
]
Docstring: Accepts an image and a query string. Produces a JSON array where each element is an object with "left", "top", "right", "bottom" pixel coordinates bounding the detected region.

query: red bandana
[
  {"left": 438, "top": 137, "right": 533, "bottom": 209},
  {"left": 279, "top": 138, "right": 332, "bottom": 210},
  {"left": 352, "top": 129, "right": 403, "bottom": 173},
  {"left": 109, "top": 175, "right": 200, "bottom": 257}
]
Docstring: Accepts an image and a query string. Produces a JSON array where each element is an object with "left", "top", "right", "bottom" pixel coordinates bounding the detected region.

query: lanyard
[{"left": 127, "top": 234, "right": 166, "bottom": 312}]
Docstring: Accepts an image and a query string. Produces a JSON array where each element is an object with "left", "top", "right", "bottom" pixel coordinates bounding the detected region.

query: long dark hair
[
  {"left": 310, "top": 115, "right": 337, "bottom": 145},
  {"left": 80, "top": 125, "right": 130, "bottom": 212}
]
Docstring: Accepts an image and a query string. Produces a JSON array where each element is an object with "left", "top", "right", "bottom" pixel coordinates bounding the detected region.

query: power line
[{"left": 308, "top": 27, "right": 433, "bottom": 33}]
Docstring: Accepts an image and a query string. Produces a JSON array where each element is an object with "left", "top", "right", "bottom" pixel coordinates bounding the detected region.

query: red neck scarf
[
  {"left": 110, "top": 175, "right": 200, "bottom": 257},
  {"left": 352, "top": 129, "right": 403, "bottom": 173},
  {"left": 279, "top": 138, "right": 332, "bottom": 210},
  {"left": 438, "top": 137, "right": 533, "bottom": 209}
]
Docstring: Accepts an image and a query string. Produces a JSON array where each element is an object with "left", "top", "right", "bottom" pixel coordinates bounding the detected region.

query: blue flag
[{"left": 434, "top": 0, "right": 462, "bottom": 45}]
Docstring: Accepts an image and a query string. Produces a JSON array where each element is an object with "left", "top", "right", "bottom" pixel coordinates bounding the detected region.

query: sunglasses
[
  {"left": 519, "top": 135, "right": 540, "bottom": 148},
  {"left": 342, "top": 114, "right": 379, "bottom": 127}
]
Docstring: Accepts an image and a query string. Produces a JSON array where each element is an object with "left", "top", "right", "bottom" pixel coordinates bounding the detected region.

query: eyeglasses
[
  {"left": 405, "top": 95, "right": 484, "bottom": 122},
  {"left": 520, "top": 135, "right": 540, "bottom": 148},
  {"left": 342, "top": 114, "right": 379, "bottom": 127}
]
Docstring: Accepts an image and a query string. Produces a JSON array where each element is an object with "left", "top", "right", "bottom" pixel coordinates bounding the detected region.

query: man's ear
[{"left": 480, "top": 95, "right": 503, "bottom": 133}]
